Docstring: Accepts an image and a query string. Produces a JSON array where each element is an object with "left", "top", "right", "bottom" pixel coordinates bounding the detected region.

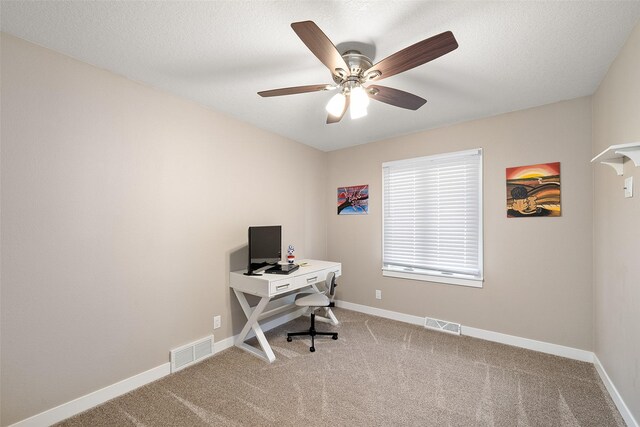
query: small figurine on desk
[{"left": 287, "top": 245, "right": 295, "bottom": 264}]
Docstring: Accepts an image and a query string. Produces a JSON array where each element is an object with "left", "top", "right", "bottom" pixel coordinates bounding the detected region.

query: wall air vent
[
  {"left": 424, "top": 316, "right": 461, "bottom": 335},
  {"left": 170, "top": 335, "right": 214, "bottom": 373}
]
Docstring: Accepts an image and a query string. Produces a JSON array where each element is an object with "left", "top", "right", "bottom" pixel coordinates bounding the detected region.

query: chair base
[{"left": 287, "top": 313, "right": 338, "bottom": 352}]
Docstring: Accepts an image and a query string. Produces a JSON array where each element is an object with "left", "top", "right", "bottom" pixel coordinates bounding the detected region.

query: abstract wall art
[
  {"left": 337, "top": 185, "right": 369, "bottom": 215},
  {"left": 506, "top": 162, "right": 561, "bottom": 217}
]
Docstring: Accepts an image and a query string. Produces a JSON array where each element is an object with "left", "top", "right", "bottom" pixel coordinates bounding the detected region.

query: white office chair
[{"left": 286, "top": 271, "right": 338, "bottom": 352}]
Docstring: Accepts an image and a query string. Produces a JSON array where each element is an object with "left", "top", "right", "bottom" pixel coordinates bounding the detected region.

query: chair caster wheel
[
  {"left": 310, "top": 347, "right": 315, "bottom": 352},
  {"left": 287, "top": 336, "right": 292, "bottom": 342},
  {"left": 332, "top": 334, "right": 338, "bottom": 340}
]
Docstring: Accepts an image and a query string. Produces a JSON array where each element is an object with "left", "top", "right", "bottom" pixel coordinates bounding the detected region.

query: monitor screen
[{"left": 247, "top": 225, "right": 281, "bottom": 273}]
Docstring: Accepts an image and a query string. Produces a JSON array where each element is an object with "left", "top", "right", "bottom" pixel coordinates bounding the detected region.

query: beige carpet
[{"left": 58, "top": 308, "right": 625, "bottom": 426}]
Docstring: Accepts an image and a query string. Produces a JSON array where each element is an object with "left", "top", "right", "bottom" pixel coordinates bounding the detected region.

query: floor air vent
[
  {"left": 424, "top": 317, "right": 461, "bottom": 335},
  {"left": 170, "top": 335, "right": 214, "bottom": 373}
]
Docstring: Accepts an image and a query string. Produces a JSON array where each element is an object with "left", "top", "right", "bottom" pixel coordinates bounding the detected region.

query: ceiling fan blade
[
  {"left": 367, "top": 85, "right": 427, "bottom": 110},
  {"left": 291, "top": 21, "right": 350, "bottom": 79},
  {"left": 327, "top": 95, "right": 350, "bottom": 124},
  {"left": 258, "top": 84, "right": 332, "bottom": 97},
  {"left": 365, "top": 31, "right": 458, "bottom": 82}
]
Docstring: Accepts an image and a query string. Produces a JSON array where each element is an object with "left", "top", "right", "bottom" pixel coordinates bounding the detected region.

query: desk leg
[{"left": 233, "top": 289, "right": 276, "bottom": 363}]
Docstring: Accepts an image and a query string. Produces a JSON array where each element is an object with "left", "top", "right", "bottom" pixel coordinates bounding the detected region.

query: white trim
[
  {"left": 9, "top": 307, "right": 306, "bottom": 427},
  {"left": 339, "top": 300, "right": 640, "bottom": 421},
  {"left": 213, "top": 335, "right": 235, "bottom": 354},
  {"left": 335, "top": 300, "right": 425, "bottom": 326},
  {"left": 12, "top": 305, "right": 635, "bottom": 427},
  {"left": 478, "top": 148, "right": 484, "bottom": 280},
  {"left": 594, "top": 355, "right": 639, "bottom": 427},
  {"left": 9, "top": 363, "right": 171, "bottom": 427},
  {"left": 382, "top": 268, "right": 483, "bottom": 288},
  {"left": 381, "top": 148, "right": 484, "bottom": 284},
  {"left": 336, "top": 299, "right": 592, "bottom": 362},
  {"left": 382, "top": 148, "right": 482, "bottom": 167},
  {"left": 462, "top": 326, "right": 593, "bottom": 362}
]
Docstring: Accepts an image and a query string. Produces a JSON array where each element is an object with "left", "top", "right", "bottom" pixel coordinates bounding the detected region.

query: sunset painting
[
  {"left": 506, "top": 162, "right": 561, "bottom": 217},
  {"left": 338, "top": 185, "right": 369, "bottom": 215}
]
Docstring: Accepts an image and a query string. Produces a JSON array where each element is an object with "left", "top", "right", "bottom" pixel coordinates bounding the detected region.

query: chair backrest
[{"left": 325, "top": 272, "right": 337, "bottom": 300}]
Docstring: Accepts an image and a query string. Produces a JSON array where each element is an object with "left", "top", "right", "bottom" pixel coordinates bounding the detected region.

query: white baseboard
[
  {"left": 338, "top": 302, "right": 637, "bottom": 425},
  {"left": 336, "top": 300, "right": 593, "bottom": 362},
  {"left": 9, "top": 308, "right": 306, "bottom": 427},
  {"left": 9, "top": 363, "right": 171, "bottom": 427},
  {"left": 462, "top": 326, "right": 593, "bottom": 362},
  {"left": 213, "top": 335, "right": 235, "bottom": 354},
  {"left": 13, "top": 303, "right": 636, "bottom": 427},
  {"left": 594, "top": 355, "right": 638, "bottom": 427},
  {"left": 336, "top": 300, "right": 425, "bottom": 326}
]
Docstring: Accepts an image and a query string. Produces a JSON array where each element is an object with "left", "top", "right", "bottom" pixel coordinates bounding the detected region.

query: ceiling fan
[{"left": 258, "top": 21, "right": 458, "bottom": 124}]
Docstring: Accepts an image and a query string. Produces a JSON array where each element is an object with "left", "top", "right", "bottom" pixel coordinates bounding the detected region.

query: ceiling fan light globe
[
  {"left": 326, "top": 93, "right": 346, "bottom": 117},
  {"left": 350, "top": 86, "right": 370, "bottom": 108},
  {"left": 350, "top": 104, "right": 368, "bottom": 120},
  {"left": 350, "top": 85, "right": 369, "bottom": 119}
]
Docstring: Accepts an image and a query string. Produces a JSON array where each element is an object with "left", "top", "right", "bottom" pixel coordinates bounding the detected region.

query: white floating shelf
[{"left": 591, "top": 142, "right": 640, "bottom": 175}]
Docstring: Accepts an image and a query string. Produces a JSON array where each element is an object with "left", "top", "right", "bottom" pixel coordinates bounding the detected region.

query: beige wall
[
  {"left": 592, "top": 22, "right": 640, "bottom": 421},
  {"left": 3, "top": 20, "right": 637, "bottom": 426},
  {"left": 0, "top": 34, "right": 327, "bottom": 425},
  {"left": 327, "top": 97, "right": 594, "bottom": 350}
]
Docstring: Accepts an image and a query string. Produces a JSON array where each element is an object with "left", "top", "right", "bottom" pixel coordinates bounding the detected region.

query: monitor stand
[{"left": 244, "top": 263, "right": 272, "bottom": 276}]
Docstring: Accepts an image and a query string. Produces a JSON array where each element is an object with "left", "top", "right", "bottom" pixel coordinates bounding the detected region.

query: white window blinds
[{"left": 382, "top": 149, "right": 483, "bottom": 282}]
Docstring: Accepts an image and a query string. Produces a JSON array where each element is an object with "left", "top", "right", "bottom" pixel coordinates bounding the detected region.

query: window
[{"left": 382, "top": 149, "right": 483, "bottom": 287}]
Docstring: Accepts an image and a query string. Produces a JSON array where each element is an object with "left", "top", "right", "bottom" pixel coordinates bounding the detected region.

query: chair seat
[{"left": 294, "top": 292, "right": 330, "bottom": 307}]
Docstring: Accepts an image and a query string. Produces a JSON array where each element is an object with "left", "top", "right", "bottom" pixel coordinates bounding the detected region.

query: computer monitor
[{"left": 246, "top": 225, "right": 281, "bottom": 275}]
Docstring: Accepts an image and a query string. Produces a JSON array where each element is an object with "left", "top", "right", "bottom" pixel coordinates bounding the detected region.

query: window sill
[{"left": 382, "top": 268, "right": 483, "bottom": 288}]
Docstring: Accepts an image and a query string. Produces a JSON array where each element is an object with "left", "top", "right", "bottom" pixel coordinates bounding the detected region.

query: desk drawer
[
  {"left": 329, "top": 266, "right": 342, "bottom": 278},
  {"left": 296, "top": 266, "right": 342, "bottom": 288},
  {"left": 269, "top": 278, "right": 295, "bottom": 296},
  {"left": 296, "top": 271, "right": 326, "bottom": 288}
]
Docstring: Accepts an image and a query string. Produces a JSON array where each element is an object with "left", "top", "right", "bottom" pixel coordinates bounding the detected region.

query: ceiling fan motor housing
[{"left": 332, "top": 50, "right": 373, "bottom": 84}]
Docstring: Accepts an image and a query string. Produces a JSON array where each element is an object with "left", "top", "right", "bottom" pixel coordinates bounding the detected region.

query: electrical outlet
[
  {"left": 213, "top": 315, "right": 221, "bottom": 329},
  {"left": 375, "top": 290, "right": 382, "bottom": 300},
  {"left": 624, "top": 176, "right": 633, "bottom": 198}
]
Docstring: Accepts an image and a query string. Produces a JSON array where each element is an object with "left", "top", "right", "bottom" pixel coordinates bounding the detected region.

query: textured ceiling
[{"left": 2, "top": 1, "right": 639, "bottom": 152}]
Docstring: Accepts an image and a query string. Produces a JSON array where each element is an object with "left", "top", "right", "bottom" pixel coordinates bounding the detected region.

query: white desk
[{"left": 229, "top": 259, "right": 341, "bottom": 362}]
